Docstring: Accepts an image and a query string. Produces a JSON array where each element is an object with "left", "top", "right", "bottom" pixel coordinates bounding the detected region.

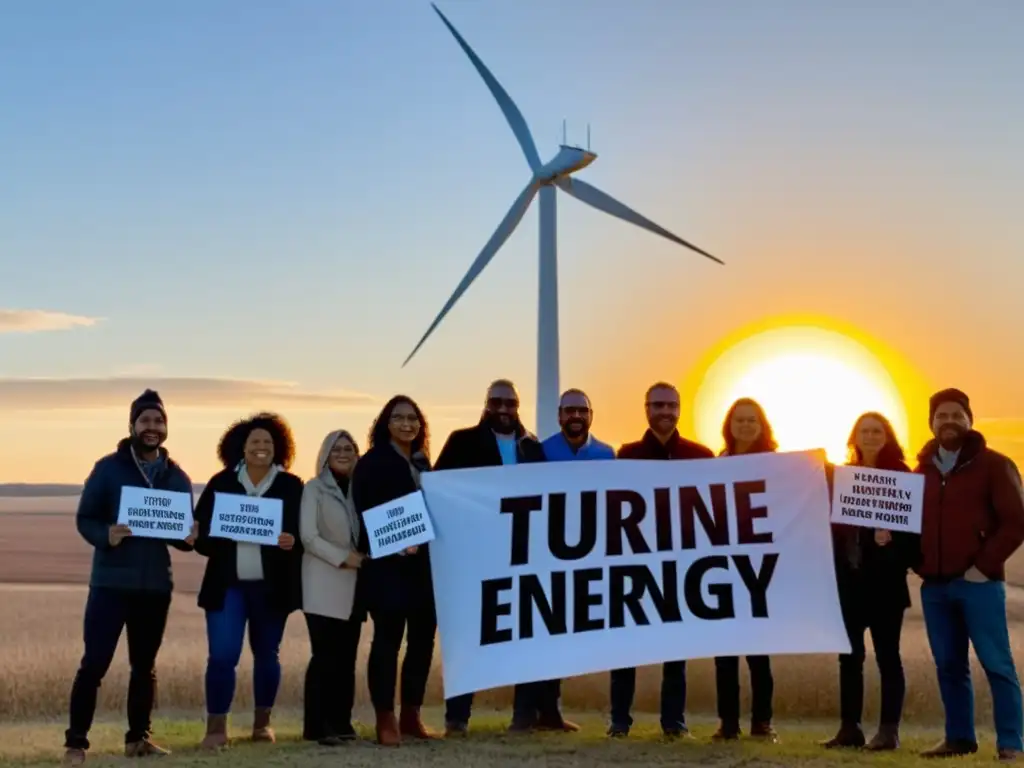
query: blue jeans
[
  {"left": 921, "top": 579, "right": 1023, "bottom": 751},
  {"left": 204, "top": 582, "right": 288, "bottom": 715}
]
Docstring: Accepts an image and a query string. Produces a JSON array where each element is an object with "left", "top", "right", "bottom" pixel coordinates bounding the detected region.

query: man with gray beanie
[
  {"left": 63, "top": 389, "right": 197, "bottom": 767},
  {"left": 914, "top": 388, "right": 1024, "bottom": 760}
]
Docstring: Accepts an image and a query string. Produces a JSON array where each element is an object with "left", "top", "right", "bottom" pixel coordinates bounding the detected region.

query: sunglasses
[
  {"left": 560, "top": 406, "right": 590, "bottom": 416},
  {"left": 488, "top": 397, "right": 519, "bottom": 409}
]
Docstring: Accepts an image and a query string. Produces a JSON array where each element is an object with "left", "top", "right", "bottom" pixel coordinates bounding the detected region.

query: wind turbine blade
[
  {"left": 431, "top": 3, "right": 542, "bottom": 172},
  {"left": 402, "top": 181, "right": 541, "bottom": 367},
  {"left": 556, "top": 177, "right": 724, "bottom": 265}
]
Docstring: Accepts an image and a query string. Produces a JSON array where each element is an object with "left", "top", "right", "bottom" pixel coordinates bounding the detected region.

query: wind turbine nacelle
[{"left": 536, "top": 145, "right": 597, "bottom": 182}]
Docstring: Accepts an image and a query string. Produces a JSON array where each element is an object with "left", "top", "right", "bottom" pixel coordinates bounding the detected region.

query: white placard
[
  {"left": 210, "top": 492, "right": 282, "bottom": 545},
  {"left": 116, "top": 486, "right": 194, "bottom": 540},
  {"left": 830, "top": 465, "right": 924, "bottom": 534},
  {"left": 362, "top": 490, "right": 436, "bottom": 559},
  {"left": 419, "top": 449, "right": 851, "bottom": 699}
]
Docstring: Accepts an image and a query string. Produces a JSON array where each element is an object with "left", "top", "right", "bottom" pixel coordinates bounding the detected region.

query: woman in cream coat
[{"left": 300, "top": 429, "right": 365, "bottom": 746}]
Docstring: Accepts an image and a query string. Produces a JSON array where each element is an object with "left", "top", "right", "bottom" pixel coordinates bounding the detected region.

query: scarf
[{"left": 237, "top": 461, "right": 281, "bottom": 497}]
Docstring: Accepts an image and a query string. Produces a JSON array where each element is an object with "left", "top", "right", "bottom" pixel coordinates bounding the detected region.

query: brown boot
[
  {"left": 820, "top": 722, "right": 865, "bottom": 748},
  {"left": 711, "top": 720, "right": 740, "bottom": 741},
  {"left": 252, "top": 708, "right": 275, "bottom": 743},
  {"left": 865, "top": 723, "right": 899, "bottom": 751},
  {"left": 400, "top": 706, "right": 439, "bottom": 739},
  {"left": 200, "top": 714, "right": 228, "bottom": 750},
  {"left": 750, "top": 721, "right": 779, "bottom": 743},
  {"left": 62, "top": 748, "right": 86, "bottom": 767},
  {"left": 124, "top": 739, "right": 170, "bottom": 757},
  {"left": 376, "top": 710, "right": 401, "bottom": 746},
  {"left": 998, "top": 748, "right": 1022, "bottom": 761}
]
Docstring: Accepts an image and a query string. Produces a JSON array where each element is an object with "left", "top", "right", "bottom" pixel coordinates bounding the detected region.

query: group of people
[{"left": 61, "top": 380, "right": 1024, "bottom": 765}]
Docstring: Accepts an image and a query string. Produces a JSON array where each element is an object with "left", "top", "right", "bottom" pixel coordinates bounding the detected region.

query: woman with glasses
[
  {"left": 350, "top": 395, "right": 437, "bottom": 746},
  {"left": 299, "top": 429, "right": 364, "bottom": 745}
]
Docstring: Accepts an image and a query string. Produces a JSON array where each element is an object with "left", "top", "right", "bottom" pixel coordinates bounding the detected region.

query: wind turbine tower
[{"left": 403, "top": 3, "right": 724, "bottom": 439}]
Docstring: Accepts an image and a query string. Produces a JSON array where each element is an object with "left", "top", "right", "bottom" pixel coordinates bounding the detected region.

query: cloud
[
  {"left": 0, "top": 309, "right": 100, "bottom": 333},
  {"left": 0, "top": 376, "right": 378, "bottom": 411}
]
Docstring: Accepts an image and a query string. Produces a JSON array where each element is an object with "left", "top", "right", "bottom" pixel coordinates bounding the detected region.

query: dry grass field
[{"left": 2, "top": 503, "right": 1024, "bottom": 766}]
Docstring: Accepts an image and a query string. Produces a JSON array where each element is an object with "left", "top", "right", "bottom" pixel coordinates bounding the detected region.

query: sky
[{"left": 2, "top": 0, "right": 1023, "bottom": 483}]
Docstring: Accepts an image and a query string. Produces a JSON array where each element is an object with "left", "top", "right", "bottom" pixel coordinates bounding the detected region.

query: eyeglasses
[
  {"left": 646, "top": 400, "right": 680, "bottom": 410},
  {"left": 390, "top": 413, "right": 421, "bottom": 424},
  {"left": 487, "top": 397, "right": 519, "bottom": 409}
]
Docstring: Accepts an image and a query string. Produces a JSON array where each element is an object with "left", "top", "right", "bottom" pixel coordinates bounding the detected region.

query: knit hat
[
  {"left": 929, "top": 388, "right": 972, "bottom": 425},
  {"left": 130, "top": 389, "right": 167, "bottom": 425}
]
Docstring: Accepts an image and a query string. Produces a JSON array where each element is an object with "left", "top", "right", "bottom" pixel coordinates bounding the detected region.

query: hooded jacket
[
  {"left": 914, "top": 429, "right": 1024, "bottom": 582},
  {"left": 75, "top": 438, "right": 194, "bottom": 593}
]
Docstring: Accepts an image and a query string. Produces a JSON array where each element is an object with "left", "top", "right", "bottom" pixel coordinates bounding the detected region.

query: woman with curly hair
[
  {"left": 822, "top": 412, "right": 918, "bottom": 752},
  {"left": 712, "top": 397, "right": 779, "bottom": 744},
  {"left": 350, "top": 395, "right": 436, "bottom": 746},
  {"left": 192, "top": 412, "right": 305, "bottom": 750}
]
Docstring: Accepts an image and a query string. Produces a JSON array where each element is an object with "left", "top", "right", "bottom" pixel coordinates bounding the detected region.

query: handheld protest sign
[
  {"left": 117, "top": 486, "right": 194, "bottom": 540},
  {"left": 210, "top": 492, "right": 283, "bottom": 546},
  {"left": 362, "top": 490, "right": 435, "bottom": 559},
  {"left": 830, "top": 465, "right": 923, "bottom": 533}
]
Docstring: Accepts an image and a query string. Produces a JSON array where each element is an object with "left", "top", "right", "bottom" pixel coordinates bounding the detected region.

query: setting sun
[{"left": 693, "top": 326, "right": 909, "bottom": 463}]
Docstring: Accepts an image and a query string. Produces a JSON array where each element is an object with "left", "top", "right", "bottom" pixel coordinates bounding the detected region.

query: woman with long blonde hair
[{"left": 300, "top": 429, "right": 365, "bottom": 745}]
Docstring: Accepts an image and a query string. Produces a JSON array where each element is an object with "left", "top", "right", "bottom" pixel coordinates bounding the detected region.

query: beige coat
[{"left": 300, "top": 433, "right": 361, "bottom": 621}]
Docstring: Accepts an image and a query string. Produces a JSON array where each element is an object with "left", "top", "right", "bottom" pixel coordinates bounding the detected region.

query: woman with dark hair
[
  {"left": 822, "top": 412, "right": 918, "bottom": 752},
  {"left": 192, "top": 412, "right": 304, "bottom": 750},
  {"left": 300, "top": 429, "right": 365, "bottom": 746},
  {"left": 712, "top": 397, "right": 779, "bottom": 743},
  {"left": 350, "top": 395, "right": 436, "bottom": 746}
]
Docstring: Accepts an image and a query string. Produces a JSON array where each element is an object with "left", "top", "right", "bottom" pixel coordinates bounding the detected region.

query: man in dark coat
[
  {"left": 63, "top": 390, "right": 196, "bottom": 767},
  {"left": 437, "top": 379, "right": 578, "bottom": 736},
  {"left": 607, "top": 381, "right": 714, "bottom": 739}
]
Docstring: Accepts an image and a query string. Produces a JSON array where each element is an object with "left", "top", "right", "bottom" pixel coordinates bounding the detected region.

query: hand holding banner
[{"left": 420, "top": 449, "right": 850, "bottom": 699}]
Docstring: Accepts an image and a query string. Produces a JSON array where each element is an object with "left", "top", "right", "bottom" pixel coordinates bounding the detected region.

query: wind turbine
[{"left": 403, "top": 3, "right": 724, "bottom": 439}]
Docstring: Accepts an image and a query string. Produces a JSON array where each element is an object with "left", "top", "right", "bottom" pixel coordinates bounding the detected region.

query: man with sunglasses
[
  {"left": 435, "top": 379, "right": 577, "bottom": 736},
  {"left": 541, "top": 389, "right": 615, "bottom": 461},
  {"left": 607, "top": 380, "right": 714, "bottom": 739}
]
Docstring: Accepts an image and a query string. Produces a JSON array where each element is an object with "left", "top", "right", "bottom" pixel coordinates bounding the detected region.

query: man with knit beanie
[
  {"left": 63, "top": 390, "right": 197, "bottom": 767},
  {"left": 914, "top": 388, "right": 1024, "bottom": 761}
]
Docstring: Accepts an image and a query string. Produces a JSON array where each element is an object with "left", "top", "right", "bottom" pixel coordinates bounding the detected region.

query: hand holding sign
[
  {"left": 278, "top": 532, "right": 295, "bottom": 551},
  {"left": 108, "top": 524, "right": 132, "bottom": 547},
  {"left": 117, "top": 486, "right": 195, "bottom": 541},
  {"left": 343, "top": 552, "right": 365, "bottom": 569},
  {"left": 830, "top": 466, "right": 924, "bottom": 534},
  {"left": 361, "top": 491, "right": 435, "bottom": 559}
]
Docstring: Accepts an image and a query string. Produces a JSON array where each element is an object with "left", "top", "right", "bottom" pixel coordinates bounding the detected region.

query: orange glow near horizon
[{"left": 691, "top": 325, "right": 914, "bottom": 464}]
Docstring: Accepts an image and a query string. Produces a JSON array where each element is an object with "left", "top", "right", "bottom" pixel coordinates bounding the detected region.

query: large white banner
[{"left": 421, "top": 449, "right": 851, "bottom": 699}]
